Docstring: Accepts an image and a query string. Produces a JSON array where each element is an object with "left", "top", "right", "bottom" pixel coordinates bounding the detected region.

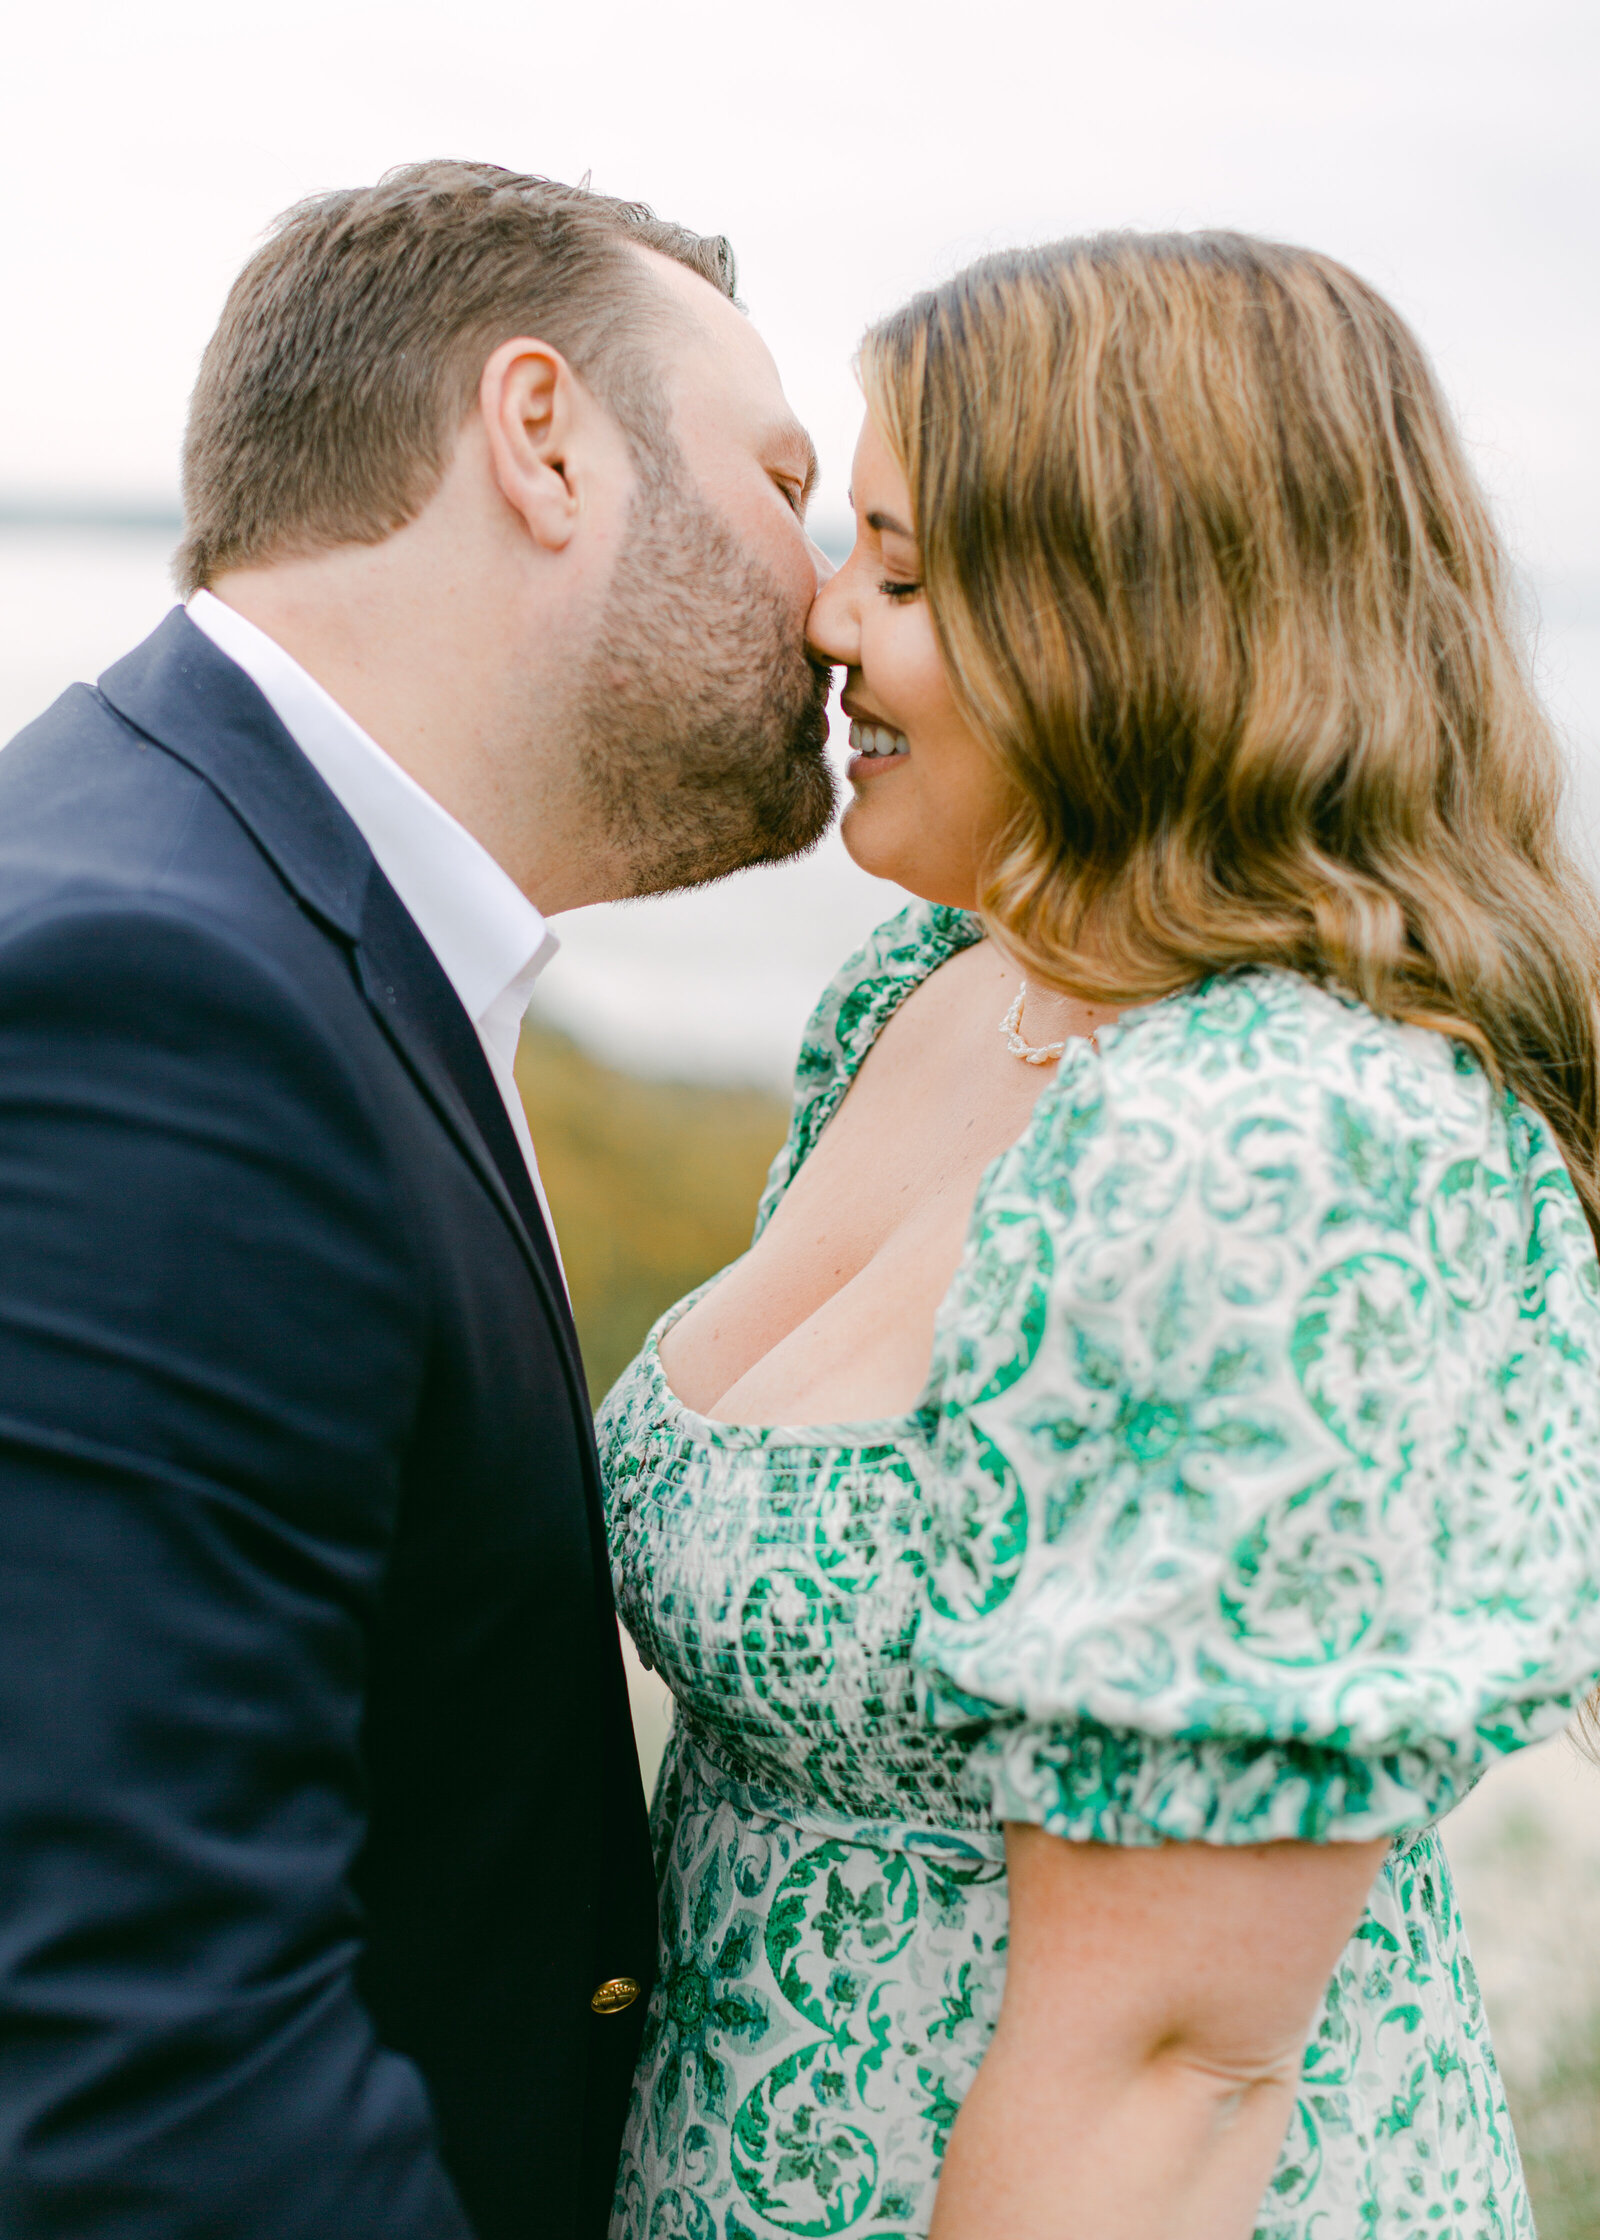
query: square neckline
[{"left": 645, "top": 919, "right": 1187, "bottom": 1445}]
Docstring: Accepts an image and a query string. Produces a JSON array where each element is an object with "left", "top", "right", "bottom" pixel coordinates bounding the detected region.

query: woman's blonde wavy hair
[{"left": 859, "top": 230, "right": 1600, "bottom": 1244}]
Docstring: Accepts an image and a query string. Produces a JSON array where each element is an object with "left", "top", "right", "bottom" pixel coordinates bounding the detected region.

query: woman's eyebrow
[{"left": 867, "top": 509, "right": 915, "bottom": 539}]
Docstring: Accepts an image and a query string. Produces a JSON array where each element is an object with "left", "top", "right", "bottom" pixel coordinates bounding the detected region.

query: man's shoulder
[
  {"left": 0, "top": 677, "right": 312, "bottom": 960},
  {"left": 0, "top": 681, "right": 377, "bottom": 1118}
]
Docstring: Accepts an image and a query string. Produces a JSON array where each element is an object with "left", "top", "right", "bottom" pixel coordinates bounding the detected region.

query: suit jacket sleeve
[{"left": 0, "top": 899, "right": 475, "bottom": 2238}]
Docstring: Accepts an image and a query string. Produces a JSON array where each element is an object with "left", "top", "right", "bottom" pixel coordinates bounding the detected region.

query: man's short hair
[{"left": 176, "top": 160, "right": 737, "bottom": 593}]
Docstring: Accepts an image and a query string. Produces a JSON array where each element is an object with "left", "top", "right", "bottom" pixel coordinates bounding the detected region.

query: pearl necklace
[{"left": 999, "top": 979, "right": 1071, "bottom": 1065}]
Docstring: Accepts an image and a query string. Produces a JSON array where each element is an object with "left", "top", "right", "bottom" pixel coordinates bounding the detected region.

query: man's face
[{"left": 570, "top": 251, "right": 837, "bottom": 897}]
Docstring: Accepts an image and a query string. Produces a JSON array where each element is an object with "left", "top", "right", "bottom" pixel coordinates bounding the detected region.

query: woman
[{"left": 602, "top": 232, "right": 1600, "bottom": 2240}]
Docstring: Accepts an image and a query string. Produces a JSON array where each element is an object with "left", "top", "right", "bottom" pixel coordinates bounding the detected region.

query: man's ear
[{"left": 479, "top": 336, "right": 586, "bottom": 553}]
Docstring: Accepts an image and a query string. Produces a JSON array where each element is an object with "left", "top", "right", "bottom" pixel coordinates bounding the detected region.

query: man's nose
[{"left": 805, "top": 532, "right": 836, "bottom": 590}]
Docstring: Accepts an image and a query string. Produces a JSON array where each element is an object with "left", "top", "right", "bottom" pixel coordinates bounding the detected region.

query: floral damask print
[{"left": 603, "top": 901, "right": 1600, "bottom": 2240}]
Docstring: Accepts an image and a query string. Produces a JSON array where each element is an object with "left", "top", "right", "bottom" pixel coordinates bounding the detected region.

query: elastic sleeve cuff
[{"left": 960, "top": 1716, "right": 1491, "bottom": 1847}]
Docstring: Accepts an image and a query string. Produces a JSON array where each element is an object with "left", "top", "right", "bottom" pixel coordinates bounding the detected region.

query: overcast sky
[{"left": 3, "top": 0, "right": 1596, "bottom": 580}]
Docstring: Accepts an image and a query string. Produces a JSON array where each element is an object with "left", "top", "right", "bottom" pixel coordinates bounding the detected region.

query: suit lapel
[
  {"left": 97, "top": 609, "right": 591, "bottom": 1411},
  {"left": 354, "top": 871, "right": 582, "bottom": 1364}
]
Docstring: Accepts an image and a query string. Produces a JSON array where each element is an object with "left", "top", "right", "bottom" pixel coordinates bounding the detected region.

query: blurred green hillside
[
  {"left": 515, "top": 1022, "right": 791, "bottom": 1403},
  {"left": 1505, "top": 2020, "right": 1600, "bottom": 2240}
]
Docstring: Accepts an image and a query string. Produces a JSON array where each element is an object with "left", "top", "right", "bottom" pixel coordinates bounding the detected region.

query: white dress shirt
[{"left": 186, "top": 589, "right": 565, "bottom": 1279}]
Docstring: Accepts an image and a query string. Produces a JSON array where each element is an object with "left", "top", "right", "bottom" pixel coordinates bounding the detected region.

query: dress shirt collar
[{"left": 184, "top": 589, "right": 557, "bottom": 1042}]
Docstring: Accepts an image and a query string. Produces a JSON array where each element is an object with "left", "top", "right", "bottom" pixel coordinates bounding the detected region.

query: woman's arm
[{"left": 929, "top": 1823, "right": 1389, "bottom": 2240}]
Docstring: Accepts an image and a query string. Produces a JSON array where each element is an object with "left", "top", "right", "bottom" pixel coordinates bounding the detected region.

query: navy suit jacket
[{"left": 0, "top": 612, "right": 656, "bottom": 2238}]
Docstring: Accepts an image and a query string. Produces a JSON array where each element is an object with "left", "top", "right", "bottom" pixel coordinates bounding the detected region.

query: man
[{"left": 0, "top": 162, "right": 833, "bottom": 2239}]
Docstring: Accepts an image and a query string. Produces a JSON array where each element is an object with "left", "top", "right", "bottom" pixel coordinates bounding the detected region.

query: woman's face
[{"left": 806, "top": 414, "right": 1014, "bottom": 907}]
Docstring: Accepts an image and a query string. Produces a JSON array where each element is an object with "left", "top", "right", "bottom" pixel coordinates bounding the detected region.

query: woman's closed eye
[{"left": 879, "top": 578, "right": 922, "bottom": 602}]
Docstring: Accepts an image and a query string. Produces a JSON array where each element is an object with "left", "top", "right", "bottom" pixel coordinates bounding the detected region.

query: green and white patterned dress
[{"left": 600, "top": 901, "right": 1600, "bottom": 2240}]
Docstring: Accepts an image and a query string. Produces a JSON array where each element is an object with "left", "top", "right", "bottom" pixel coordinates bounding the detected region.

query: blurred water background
[
  {"left": 8, "top": 522, "right": 1600, "bottom": 1088},
  {"left": 7, "top": 517, "right": 1600, "bottom": 2231}
]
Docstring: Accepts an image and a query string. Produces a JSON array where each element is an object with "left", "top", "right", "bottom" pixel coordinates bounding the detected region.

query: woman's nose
[{"left": 805, "top": 559, "right": 857, "bottom": 667}]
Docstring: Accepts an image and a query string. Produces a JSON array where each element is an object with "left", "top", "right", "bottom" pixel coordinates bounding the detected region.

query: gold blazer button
[{"left": 590, "top": 1976, "right": 641, "bottom": 2016}]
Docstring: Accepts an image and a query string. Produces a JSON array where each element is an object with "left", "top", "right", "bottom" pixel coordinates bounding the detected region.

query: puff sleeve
[{"left": 914, "top": 971, "right": 1600, "bottom": 1847}]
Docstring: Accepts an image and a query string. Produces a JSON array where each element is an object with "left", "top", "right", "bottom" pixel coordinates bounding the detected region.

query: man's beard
[{"left": 571, "top": 466, "right": 837, "bottom": 899}]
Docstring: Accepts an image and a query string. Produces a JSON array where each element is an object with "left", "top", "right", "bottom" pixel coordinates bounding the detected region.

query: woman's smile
[{"left": 844, "top": 703, "right": 910, "bottom": 779}]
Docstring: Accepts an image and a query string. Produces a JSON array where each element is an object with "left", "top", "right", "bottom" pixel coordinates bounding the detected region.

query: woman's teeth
[{"left": 848, "top": 719, "right": 909, "bottom": 758}]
